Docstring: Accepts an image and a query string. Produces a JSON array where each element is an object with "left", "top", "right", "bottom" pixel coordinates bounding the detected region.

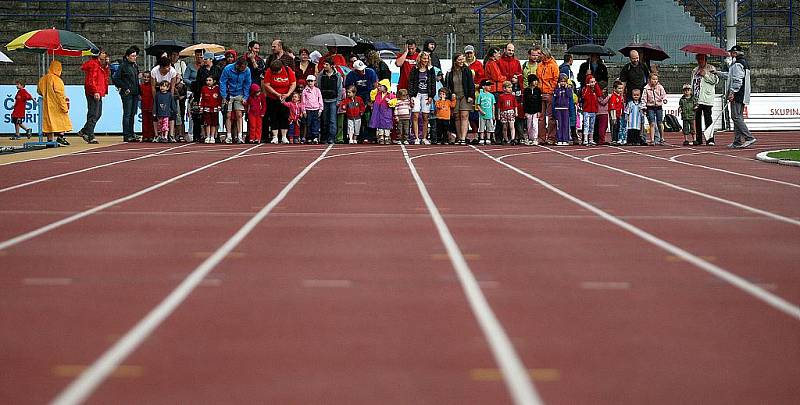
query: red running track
[{"left": 0, "top": 131, "right": 798, "bottom": 404}]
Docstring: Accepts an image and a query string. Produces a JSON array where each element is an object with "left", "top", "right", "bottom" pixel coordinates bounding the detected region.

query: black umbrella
[
  {"left": 566, "top": 43, "right": 615, "bottom": 56},
  {"left": 351, "top": 36, "right": 376, "bottom": 55},
  {"left": 145, "top": 39, "right": 189, "bottom": 57},
  {"left": 619, "top": 42, "right": 669, "bottom": 61},
  {"left": 373, "top": 41, "right": 401, "bottom": 52}
]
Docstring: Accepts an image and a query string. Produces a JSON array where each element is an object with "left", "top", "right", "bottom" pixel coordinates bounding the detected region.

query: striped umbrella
[{"left": 6, "top": 28, "right": 99, "bottom": 57}]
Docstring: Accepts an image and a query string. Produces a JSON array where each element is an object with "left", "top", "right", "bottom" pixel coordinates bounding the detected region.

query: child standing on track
[
  {"left": 393, "top": 89, "right": 412, "bottom": 144},
  {"left": 522, "top": 74, "right": 541, "bottom": 145},
  {"left": 139, "top": 72, "right": 156, "bottom": 142},
  {"left": 497, "top": 81, "right": 518, "bottom": 144},
  {"left": 247, "top": 83, "right": 266, "bottom": 144},
  {"left": 608, "top": 80, "right": 625, "bottom": 145},
  {"left": 200, "top": 76, "right": 221, "bottom": 143},
  {"left": 435, "top": 88, "right": 456, "bottom": 144},
  {"left": 11, "top": 79, "right": 33, "bottom": 140},
  {"left": 475, "top": 80, "right": 496, "bottom": 145},
  {"left": 284, "top": 92, "right": 304, "bottom": 144},
  {"left": 154, "top": 80, "right": 175, "bottom": 142},
  {"left": 624, "top": 88, "right": 645, "bottom": 146},
  {"left": 369, "top": 79, "right": 395, "bottom": 145},
  {"left": 338, "top": 85, "right": 366, "bottom": 144},
  {"left": 596, "top": 84, "right": 610, "bottom": 145},
  {"left": 642, "top": 73, "right": 667, "bottom": 145},
  {"left": 581, "top": 74, "right": 601, "bottom": 146},
  {"left": 678, "top": 83, "right": 697, "bottom": 146},
  {"left": 302, "top": 75, "right": 323, "bottom": 144},
  {"left": 552, "top": 74, "right": 575, "bottom": 146}
]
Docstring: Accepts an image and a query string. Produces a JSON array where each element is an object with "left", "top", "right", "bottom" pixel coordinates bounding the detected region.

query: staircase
[{"left": 678, "top": 0, "right": 797, "bottom": 46}]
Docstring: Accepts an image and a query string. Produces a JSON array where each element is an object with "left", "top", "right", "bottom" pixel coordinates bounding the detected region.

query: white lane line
[
  {"left": 537, "top": 145, "right": 800, "bottom": 227},
  {"left": 610, "top": 146, "right": 800, "bottom": 189},
  {"left": 49, "top": 145, "right": 333, "bottom": 405},
  {"left": 580, "top": 281, "right": 631, "bottom": 290},
  {"left": 496, "top": 146, "right": 598, "bottom": 161},
  {"left": 472, "top": 146, "right": 800, "bottom": 321},
  {"left": 401, "top": 144, "right": 543, "bottom": 405},
  {"left": 22, "top": 277, "right": 73, "bottom": 286},
  {"left": 0, "top": 145, "right": 261, "bottom": 252},
  {"left": 302, "top": 279, "right": 353, "bottom": 288},
  {"left": 0, "top": 144, "right": 191, "bottom": 194},
  {"left": 233, "top": 147, "right": 324, "bottom": 158}
]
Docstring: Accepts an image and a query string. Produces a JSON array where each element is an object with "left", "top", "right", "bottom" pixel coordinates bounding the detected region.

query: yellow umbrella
[{"left": 179, "top": 43, "right": 225, "bottom": 57}]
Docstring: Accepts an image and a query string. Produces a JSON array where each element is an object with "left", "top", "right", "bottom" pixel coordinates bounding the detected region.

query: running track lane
[
  {"left": 74, "top": 145, "right": 517, "bottom": 404},
  {"left": 0, "top": 146, "right": 326, "bottom": 404},
  {"left": 405, "top": 145, "right": 800, "bottom": 404}
]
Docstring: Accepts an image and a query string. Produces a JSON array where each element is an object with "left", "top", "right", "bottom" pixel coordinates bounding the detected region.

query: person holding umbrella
[
  {"left": 112, "top": 46, "right": 141, "bottom": 142},
  {"left": 37, "top": 60, "right": 72, "bottom": 145},
  {"left": 691, "top": 53, "right": 719, "bottom": 146},
  {"left": 77, "top": 49, "right": 109, "bottom": 144}
]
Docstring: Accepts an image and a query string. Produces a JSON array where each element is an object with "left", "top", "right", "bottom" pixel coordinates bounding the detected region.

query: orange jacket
[
  {"left": 435, "top": 98, "right": 456, "bottom": 120},
  {"left": 536, "top": 58, "right": 559, "bottom": 94},
  {"left": 484, "top": 59, "right": 506, "bottom": 93}
]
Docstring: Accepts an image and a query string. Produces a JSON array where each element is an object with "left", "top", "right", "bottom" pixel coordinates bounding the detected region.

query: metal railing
[
  {"left": 0, "top": 0, "right": 197, "bottom": 42},
  {"left": 474, "top": 0, "right": 597, "bottom": 55},
  {"left": 714, "top": 0, "right": 795, "bottom": 46}
]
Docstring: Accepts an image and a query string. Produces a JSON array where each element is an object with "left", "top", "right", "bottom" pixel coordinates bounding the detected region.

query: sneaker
[
  {"left": 402, "top": 140, "right": 409, "bottom": 145},
  {"left": 682, "top": 140, "right": 690, "bottom": 146},
  {"left": 742, "top": 138, "right": 757, "bottom": 148},
  {"left": 422, "top": 139, "right": 430, "bottom": 145},
  {"left": 727, "top": 142, "right": 743, "bottom": 149},
  {"left": 25, "top": 128, "right": 33, "bottom": 138},
  {"left": 281, "top": 136, "right": 289, "bottom": 144},
  {"left": 312, "top": 138, "right": 319, "bottom": 144},
  {"left": 270, "top": 137, "right": 279, "bottom": 144},
  {"left": 224, "top": 137, "right": 232, "bottom": 144},
  {"left": 707, "top": 140, "right": 715, "bottom": 146},
  {"left": 56, "top": 136, "right": 70, "bottom": 145}
]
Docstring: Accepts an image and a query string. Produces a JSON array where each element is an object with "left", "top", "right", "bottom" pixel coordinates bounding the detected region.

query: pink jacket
[
  {"left": 642, "top": 83, "right": 667, "bottom": 107},
  {"left": 284, "top": 100, "right": 304, "bottom": 121},
  {"left": 302, "top": 86, "right": 323, "bottom": 111}
]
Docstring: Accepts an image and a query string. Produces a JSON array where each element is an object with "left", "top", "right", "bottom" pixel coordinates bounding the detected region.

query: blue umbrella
[{"left": 373, "top": 41, "right": 400, "bottom": 52}]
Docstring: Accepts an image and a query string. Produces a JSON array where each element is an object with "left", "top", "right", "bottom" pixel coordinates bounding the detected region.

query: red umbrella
[{"left": 679, "top": 43, "right": 728, "bottom": 57}]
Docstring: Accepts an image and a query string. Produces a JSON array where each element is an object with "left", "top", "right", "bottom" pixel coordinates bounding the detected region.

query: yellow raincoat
[{"left": 37, "top": 60, "right": 72, "bottom": 133}]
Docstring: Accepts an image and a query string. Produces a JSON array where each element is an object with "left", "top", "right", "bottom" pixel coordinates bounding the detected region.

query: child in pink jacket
[{"left": 642, "top": 73, "right": 667, "bottom": 145}]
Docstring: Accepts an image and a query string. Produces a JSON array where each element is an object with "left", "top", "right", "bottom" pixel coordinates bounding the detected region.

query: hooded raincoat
[{"left": 37, "top": 61, "right": 72, "bottom": 133}]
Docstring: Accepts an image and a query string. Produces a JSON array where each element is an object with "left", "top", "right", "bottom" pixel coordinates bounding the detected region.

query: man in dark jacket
[
  {"left": 112, "top": 46, "right": 141, "bottom": 141},
  {"left": 423, "top": 39, "right": 441, "bottom": 70},
  {"left": 618, "top": 50, "right": 649, "bottom": 102}
]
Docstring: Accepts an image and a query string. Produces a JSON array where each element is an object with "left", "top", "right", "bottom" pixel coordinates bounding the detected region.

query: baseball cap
[
  {"left": 203, "top": 51, "right": 214, "bottom": 60},
  {"left": 480, "top": 79, "right": 492, "bottom": 87},
  {"left": 464, "top": 45, "right": 475, "bottom": 53},
  {"left": 682, "top": 83, "right": 692, "bottom": 90},
  {"left": 306, "top": 75, "right": 316, "bottom": 82},
  {"left": 728, "top": 45, "right": 744, "bottom": 53},
  {"left": 353, "top": 60, "right": 366, "bottom": 71}
]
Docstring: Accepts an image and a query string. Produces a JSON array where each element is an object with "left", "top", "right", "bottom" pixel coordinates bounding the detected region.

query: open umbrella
[
  {"left": 179, "top": 43, "right": 225, "bottom": 57},
  {"left": 307, "top": 33, "right": 356, "bottom": 48},
  {"left": 351, "top": 36, "right": 376, "bottom": 55},
  {"left": 567, "top": 43, "right": 615, "bottom": 56},
  {"left": 6, "top": 28, "right": 99, "bottom": 56},
  {"left": 373, "top": 41, "right": 401, "bottom": 52},
  {"left": 619, "top": 42, "right": 669, "bottom": 61},
  {"left": 146, "top": 39, "right": 189, "bottom": 57},
  {"left": 680, "top": 43, "right": 728, "bottom": 57},
  {"left": 0, "top": 50, "right": 12, "bottom": 63}
]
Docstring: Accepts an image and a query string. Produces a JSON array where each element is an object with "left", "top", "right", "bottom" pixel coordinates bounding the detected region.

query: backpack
[{"left": 664, "top": 113, "right": 681, "bottom": 132}]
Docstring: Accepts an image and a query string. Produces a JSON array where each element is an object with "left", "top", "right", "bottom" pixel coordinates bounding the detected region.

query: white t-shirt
[{"left": 151, "top": 65, "right": 178, "bottom": 86}]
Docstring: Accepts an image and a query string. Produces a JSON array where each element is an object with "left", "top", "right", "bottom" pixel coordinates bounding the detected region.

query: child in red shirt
[
  {"left": 200, "top": 76, "right": 222, "bottom": 143},
  {"left": 608, "top": 80, "right": 625, "bottom": 145},
  {"left": 11, "top": 79, "right": 33, "bottom": 139},
  {"left": 338, "top": 86, "right": 366, "bottom": 144},
  {"left": 497, "top": 81, "right": 519, "bottom": 144},
  {"left": 246, "top": 83, "right": 266, "bottom": 143},
  {"left": 139, "top": 72, "right": 156, "bottom": 142},
  {"left": 581, "top": 74, "right": 602, "bottom": 146},
  {"left": 283, "top": 92, "right": 304, "bottom": 143}
]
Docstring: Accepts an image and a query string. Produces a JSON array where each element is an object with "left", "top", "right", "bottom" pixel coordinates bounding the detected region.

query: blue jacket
[
  {"left": 344, "top": 68, "right": 378, "bottom": 103},
  {"left": 219, "top": 63, "right": 252, "bottom": 100}
]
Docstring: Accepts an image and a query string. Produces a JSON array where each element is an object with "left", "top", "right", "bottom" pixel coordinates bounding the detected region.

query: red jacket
[
  {"left": 139, "top": 82, "right": 154, "bottom": 111},
  {"left": 497, "top": 93, "right": 518, "bottom": 112},
  {"left": 609, "top": 92, "right": 625, "bottom": 115},
  {"left": 81, "top": 57, "right": 109, "bottom": 97},
  {"left": 338, "top": 96, "right": 366, "bottom": 119},
  {"left": 247, "top": 92, "right": 267, "bottom": 116},
  {"left": 581, "top": 83, "right": 602, "bottom": 113},
  {"left": 484, "top": 60, "right": 506, "bottom": 93},
  {"left": 469, "top": 59, "right": 485, "bottom": 87},
  {"left": 497, "top": 55, "right": 523, "bottom": 88}
]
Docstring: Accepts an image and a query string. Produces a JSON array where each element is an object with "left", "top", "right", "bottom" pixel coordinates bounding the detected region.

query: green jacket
[{"left": 678, "top": 95, "right": 697, "bottom": 120}]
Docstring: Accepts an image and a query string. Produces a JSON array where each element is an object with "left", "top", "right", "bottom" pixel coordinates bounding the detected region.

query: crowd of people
[{"left": 17, "top": 37, "right": 755, "bottom": 149}]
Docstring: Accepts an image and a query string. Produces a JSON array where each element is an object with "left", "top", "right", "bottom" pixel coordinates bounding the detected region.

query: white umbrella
[
  {"left": 0, "top": 50, "right": 12, "bottom": 63},
  {"left": 306, "top": 33, "right": 356, "bottom": 48}
]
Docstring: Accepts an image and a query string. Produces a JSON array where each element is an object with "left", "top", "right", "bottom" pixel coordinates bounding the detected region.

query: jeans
[
  {"left": 322, "top": 101, "right": 338, "bottom": 143},
  {"left": 121, "top": 93, "right": 138, "bottom": 139},
  {"left": 646, "top": 107, "right": 664, "bottom": 143},
  {"left": 617, "top": 113, "right": 628, "bottom": 143},
  {"left": 582, "top": 112, "right": 596, "bottom": 144},
  {"left": 306, "top": 110, "right": 321, "bottom": 141},
  {"left": 82, "top": 94, "right": 102, "bottom": 137},
  {"left": 730, "top": 101, "right": 753, "bottom": 144}
]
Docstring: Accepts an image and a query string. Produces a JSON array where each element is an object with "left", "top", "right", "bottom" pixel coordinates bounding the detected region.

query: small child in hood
[
  {"left": 139, "top": 71, "right": 156, "bottom": 142},
  {"left": 247, "top": 83, "right": 266, "bottom": 143},
  {"left": 369, "top": 79, "right": 396, "bottom": 145}
]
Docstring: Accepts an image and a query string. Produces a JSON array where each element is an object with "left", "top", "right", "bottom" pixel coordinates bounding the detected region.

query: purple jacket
[{"left": 369, "top": 92, "right": 395, "bottom": 129}]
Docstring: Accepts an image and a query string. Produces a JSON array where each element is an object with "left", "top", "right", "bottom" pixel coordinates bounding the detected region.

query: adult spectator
[
  {"left": 266, "top": 39, "right": 295, "bottom": 70},
  {"left": 169, "top": 51, "right": 186, "bottom": 82},
  {"left": 522, "top": 46, "right": 540, "bottom": 88},
  {"left": 536, "top": 48, "right": 559, "bottom": 144},
  {"left": 317, "top": 46, "right": 347, "bottom": 72},
  {"left": 219, "top": 56, "right": 252, "bottom": 143},
  {"left": 151, "top": 56, "right": 179, "bottom": 140},
  {"left": 222, "top": 49, "right": 236, "bottom": 68},
  {"left": 366, "top": 50, "right": 391, "bottom": 82},
  {"left": 725, "top": 45, "right": 756, "bottom": 148},
  {"left": 464, "top": 44, "right": 484, "bottom": 136},
  {"left": 445, "top": 52, "right": 475, "bottom": 144},
  {"left": 618, "top": 50, "right": 650, "bottom": 102},
  {"left": 192, "top": 52, "right": 222, "bottom": 141},
  {"left": 498, "top": 43, "right": 523, "bottom": 86},
  {"left": 77, "top": 49, "right": 110, "bottom": 144},
  {"left": 37, "top": 60, "right": 72, "bottom": 145},
  {"left": 395, "top": 39, "right": 420, "bottom": 91},
  {"left": 246, "top": 40, "right": 265, "bottom": 84},
  {"left": 345, "top": 60, "right": 378, "bottom": 142},
  {"left": 483, "top": 47, "right": 505, "bottom": 94},
  {"left": 559, "top": 53, "right": 574, "bottom": 83},
  {"left": 295, "top": 48, "right": 317, "bottom": 88},
  {"left": 408, "top": 52, "right": 437, "bottom": 144},
  {"left": 577, "top": 53, "right": 609, "bottom": 89},
  {"left": 183, "top": 49, "right": 203, "bottom": 88},
  {"left": 423, "top": 38, "right": 442, "bottom": 69},
  {"left": 691, "top": 53, "right": 719, "bottom": 146},
  {"left": 316, "top": 60, "right": 343, "bottom": 144},
  {"left": 112, "top": 46, "right": 141, "bottom": 142},
  {"left": 262, "top": 58, "right": 296, "bottom": 143}
]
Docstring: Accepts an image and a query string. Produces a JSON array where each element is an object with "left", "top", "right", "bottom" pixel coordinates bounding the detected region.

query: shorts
[
  {"left": 228, "top": 95, "right": 245, "bottom": 111},
  {"left": 11, "top": 117, "right": 24, "bottom": 125},
  {"left": 478, "top": 118, "right": 495, "bottom": 133},
  {"left": 203, "top": 112, "right": 218, "bottom": 127},
  {"left": 455, "top": 95, "right": 473, "bottom": 112},
  {"left": 499, "top": 110, "right": 516, "bottom": 124},
  {"left": 411, "top": 94, "right": 430, "bottom": 113},
  {"left": 157, "top": 117, "right": 170, "bottom": 133}
]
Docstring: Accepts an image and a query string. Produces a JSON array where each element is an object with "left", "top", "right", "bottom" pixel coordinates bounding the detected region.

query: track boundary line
[
  {"left": 609, "top": 146, "right": 800, "bottom": 189},
  {"left": 0, "top": 145, "right": 261, "bottom": 251},
  {"left": 530, "top": 145, "right": 800, "bottom": 227},
  {"left": 402, "top": 144, "right": 543, "bottom": 405},
  {"left": 472, "top": 145, "right": 800, "bottom": 320},
  {"left": 0, "top": 144, "right": 192, "bottom": 194},
  {"left": 49, "top": 145, "right": 333, "bottom": 405},
  {"left": 0, "top": 142, "right": 125, "bottom": 166}
]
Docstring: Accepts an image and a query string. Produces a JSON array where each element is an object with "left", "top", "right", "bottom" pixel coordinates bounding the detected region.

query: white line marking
[
  {"left": 0, "top": 145, "right": 260, "bottom": 252},
  {"left": 580, "top": 281, "right": 631, "bottom": 290},
  {"left": 22, "top": 277, "right": 73, "bottom": 286},
  {"left": 532, "top": 146, "right": 800, "bottom": 227},
  {"left": 302, "top": 279, "right": 353, "bottom": 288},
  {"left": 49, "top": 145, "right": 332, "bottom": 405},
  {"left": 472, "top": 146, "right": 800, "bottom": 321},
  {"left": 609, "top": 146, "right": 800, "bottom": 189},
  {"left": 0, "top": 144, "right": 191, "bottom": 194},
  {"left": 402, "top": 144, "right": 542, "bottom": 405},
  {"left": 0, "top": 143, "right": 123, "bottom": 166}
]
